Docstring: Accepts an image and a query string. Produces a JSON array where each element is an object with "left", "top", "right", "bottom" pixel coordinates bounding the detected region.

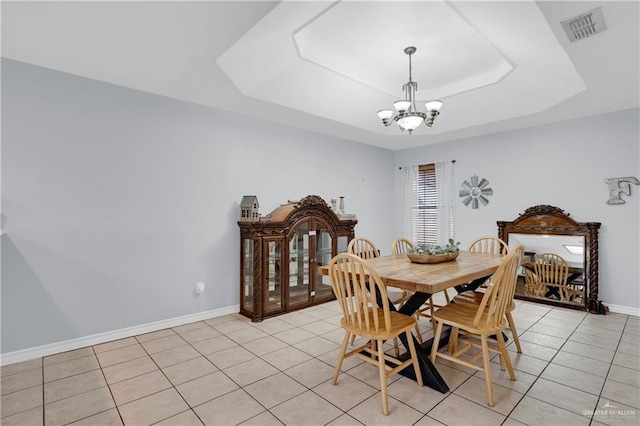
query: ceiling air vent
[{"left": 561, "top": 7, "right": 607, "bottom": 42}]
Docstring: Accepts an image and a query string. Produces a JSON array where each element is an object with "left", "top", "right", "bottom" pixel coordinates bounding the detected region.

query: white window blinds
[
  {"left": 409, "top": 163, "right": 455, "bottom": 246},
  {"left": 413, "top": 164, "right": 437, "bottom": 245}
]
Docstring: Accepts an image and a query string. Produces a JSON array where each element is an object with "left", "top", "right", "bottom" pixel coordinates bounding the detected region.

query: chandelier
[{"left": 376, "top": 47, "right": 443, "bottom": 134}]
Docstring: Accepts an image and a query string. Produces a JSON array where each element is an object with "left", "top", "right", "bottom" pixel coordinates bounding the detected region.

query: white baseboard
[
  {"left": 2, "top": 302, "right": 636, "bottom": 366},
  {"left": 605, "top": 303, "right": 640, "bottom": 317},
  {"left": 0, "top": 305, "right": 240, "bottom": 367}
]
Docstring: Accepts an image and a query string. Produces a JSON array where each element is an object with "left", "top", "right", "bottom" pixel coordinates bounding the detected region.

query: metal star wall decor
[{"left": 460, "top": 175, "right": 493, "bottom": 209}]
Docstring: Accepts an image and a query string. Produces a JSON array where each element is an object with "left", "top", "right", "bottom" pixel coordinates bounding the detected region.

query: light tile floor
[{"left": 1, "top": 298, "right": 639, "bottom": 425}]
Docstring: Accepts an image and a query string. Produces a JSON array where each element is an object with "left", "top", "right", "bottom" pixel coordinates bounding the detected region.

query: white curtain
[
  {"left": 399, "top": 165, "right": 418, "bottom": 242},
  {"left": 435, "top": 161, "right": 455, "bottom": 245}
]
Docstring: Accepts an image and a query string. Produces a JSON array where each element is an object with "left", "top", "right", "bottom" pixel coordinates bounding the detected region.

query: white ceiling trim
[{"left": 217, "top": 0, "right": 586, "bottom": 136}]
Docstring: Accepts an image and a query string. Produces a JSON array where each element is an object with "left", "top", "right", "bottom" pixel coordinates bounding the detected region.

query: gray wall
[
  {"left": 1, "top": 59, "right": 395, "bottom": 353},
  {"left": 394, "top": 108, "right": 640, "bottom": 311},
  {"left": 2, "top": 58, "right": 638, "bottom": 355}
]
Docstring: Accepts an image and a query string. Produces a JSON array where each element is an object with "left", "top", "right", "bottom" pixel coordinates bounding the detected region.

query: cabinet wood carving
[
  {"left": 498, "top": 205, "right": 603, "bottom": 313},
  {"left": 238, "top": 195, "right": 357, "bottom": 322}
]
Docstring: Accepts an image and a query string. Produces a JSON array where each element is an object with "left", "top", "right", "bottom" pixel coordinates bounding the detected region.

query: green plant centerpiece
[{"left": 407, "top": 239, "right": 462, "bottom": 264}]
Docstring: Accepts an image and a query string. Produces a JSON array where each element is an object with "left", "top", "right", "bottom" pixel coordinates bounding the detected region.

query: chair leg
[
  {"left": 496, "top": 331, "right": 516, "bottom": 380},
  {"left": 430, "top": 321, "right": 444, "bottom": 363},
  {"left": 414, "top": 320, "right": 423, "bottom": 344},
  {"left": 333, "top": 331, "right": 350, "bottom": 385},
  {"left": 506, "top": 312, "right": 523, "bottom": 353},
  {"left": 449, "top": 327, "right": 459, "bottom": 354},
  {"left": 377, "top": 340, "right": 389, "bottom": 415},
  {"left": 444, "top": 290, "right": 451, "bottom": 304},
  {"left": 393, "top": 337, "right": 400, "bottom": 357},
  {"left": 480, "top": 335, "right": 494, "bottom": 407},
  {"left": 349, "top": 334, "right": 356, "bottom": 346}
]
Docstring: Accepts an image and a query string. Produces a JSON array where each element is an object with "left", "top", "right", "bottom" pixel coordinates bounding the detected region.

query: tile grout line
[
  {"left": 503, "top": 307, "right": 581, "bottom": 423},
  {"left": 133, "top": 326, "right": 209, "bottom": 426},
  {"left": 172, "top": 318, "right": 317, "bottom": 425},
  {"left": 511, "top": 308, "right": 626, "bottom": 424},
  {"left": 591, "top": 315, "right": 635, "bottom": 417}
]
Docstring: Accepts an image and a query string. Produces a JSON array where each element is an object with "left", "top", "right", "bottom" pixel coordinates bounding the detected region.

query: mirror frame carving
[{"left": 497, "top": 205, "right": 602, "bottom": 313}]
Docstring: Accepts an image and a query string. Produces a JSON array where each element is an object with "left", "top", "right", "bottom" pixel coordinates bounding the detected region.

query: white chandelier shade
[{"left": 377, "top": 47, "right": 443, "bottom": 134}]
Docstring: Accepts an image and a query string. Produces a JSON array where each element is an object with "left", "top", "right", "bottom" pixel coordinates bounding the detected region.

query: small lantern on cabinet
[{"left": 239, "top": 196, "right": 260, "bottom": 222}]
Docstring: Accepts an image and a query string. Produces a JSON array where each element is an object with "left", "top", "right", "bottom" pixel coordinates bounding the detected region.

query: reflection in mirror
[{"left": 509, "top": 234, "right": 585, "bottom": 305}]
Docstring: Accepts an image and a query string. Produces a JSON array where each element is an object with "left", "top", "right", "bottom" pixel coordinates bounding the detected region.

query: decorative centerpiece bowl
[
  {"left": 407, "top": 251, "right": 460, "bottom": 264},
  {"left": 407, "top": 239, "right": 461, "bottom": 264}
]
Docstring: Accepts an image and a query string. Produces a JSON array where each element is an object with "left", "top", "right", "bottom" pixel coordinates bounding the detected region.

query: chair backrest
[
  {"left": 504, "top": 248, "right": 522, "bottom": 307},
  {"left": 473, "top": 251, "right": 521, "bottom": 330},
  {"left": 348, "top": 237, "right": 380, "bottom": 259},
  {"left": 512, "top": 245, "right": 524, "bottom": 261},
  {"left": 523, "top": 268, "right": 541, "bottom": 296},
  {"left": 391, "top": 237, "right": 414, "bottom": 256},
  {"left": 328, "top": 253, "right": 392, "bottom": 334},
  {"left": 467, "top": 237, "right": 509, "bottom": 255},
  {"left": 523, "top": 268, "right": 538, "bottom": 286},
  {"left": 533, "top": 253, "right": 568, "bottom": 286}
]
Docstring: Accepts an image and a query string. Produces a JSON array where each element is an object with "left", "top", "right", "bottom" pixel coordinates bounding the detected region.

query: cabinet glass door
[
  {"left": 242, "top": 239, "right": 254, "bottom": 313},
  {"left": 337, "top": 236, "right": 349, "bottom": 254},
  {"left": 288, "top": 221, "right": 310, "bottom": 308},
  {"left": 264, "top": 240, "right": 283, "bottom": 314},
  {"left": 314, "top": 227, "right": 334, "bottom": 300}
]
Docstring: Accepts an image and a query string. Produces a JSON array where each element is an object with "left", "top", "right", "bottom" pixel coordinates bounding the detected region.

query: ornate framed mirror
[{"left": 497, "top": 205, "right": 603, "bottom": 313}]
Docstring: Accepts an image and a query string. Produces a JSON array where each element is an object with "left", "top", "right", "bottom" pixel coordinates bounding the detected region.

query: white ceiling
[{"left": 2, "top": 1, "right": 638, "bottom": 151}]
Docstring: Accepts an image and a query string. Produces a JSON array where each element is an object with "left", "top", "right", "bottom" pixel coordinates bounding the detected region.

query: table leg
[
  {"left": 545, "top": 286, "right": 561, "bottom": 299},
  {"left": 391, "top": 292, "right": 450, "bottom": 393}
]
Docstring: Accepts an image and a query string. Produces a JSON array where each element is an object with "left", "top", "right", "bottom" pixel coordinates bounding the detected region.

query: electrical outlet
[{"left": 196, "top": 282, "right": 205, "bottom": 294}]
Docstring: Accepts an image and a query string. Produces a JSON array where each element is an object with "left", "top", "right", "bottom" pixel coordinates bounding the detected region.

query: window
[
  {"left": 413, "top": 165, "right": 437, "bottom": 245},
  {"left": 404, "top": 162, "right": 455, "bottom": 246}
]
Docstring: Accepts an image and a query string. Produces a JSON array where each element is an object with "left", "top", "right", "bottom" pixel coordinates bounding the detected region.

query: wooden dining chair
[
  {"left": 504, "top": 245, "right": 525, "bottom": 353},
  {"left": 349, "top": 237, "right": 411, "bottom": 354},
  {"left": 328, "top": 253, "right": 423, "bottom": 415},
  {"left": 533, "top": 253, "right": 574, "bottom": 301},
  {"left": 523, "top": 268, "right": 545, "bottom": 297},
  {"left": 453, "top": 244, "right": 523, "bottom": 353},
  {"left": 431, "top": 251, "right": 520, "bottom": 407},
  {"left": 390, "top": 237, "right": 415, "bottom": 316},
  {"left": 390, "top": 237, "right": 416, "bottom": 308},
  {"left": 454, "top": 237, "right": 509, "bottom": 294},
  {"left": 390, "top": 238, "right": 423, "bottom": 350},
  {"left": 469, "top": 236, "right": 510, "bottom": 256},
  {"left": 348, "top": 237, "right": 380, "bottom": 259},
  {"left": 391, "top": 237, "right": 413, "bottom": 255}
]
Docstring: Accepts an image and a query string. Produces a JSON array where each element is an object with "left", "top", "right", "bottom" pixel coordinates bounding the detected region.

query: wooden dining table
[{"left": 318, "top": 250, "right": 505, "bottom": 393}]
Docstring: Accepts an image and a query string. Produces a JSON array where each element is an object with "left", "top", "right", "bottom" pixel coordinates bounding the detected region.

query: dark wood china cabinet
[{"left": 238, "top": 195, "right": 357, "bottom": 322}]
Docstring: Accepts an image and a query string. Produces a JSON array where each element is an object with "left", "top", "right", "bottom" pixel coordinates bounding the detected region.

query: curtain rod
[{"left": 398, "top": 159, "right": 455, "bottom": 170}]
